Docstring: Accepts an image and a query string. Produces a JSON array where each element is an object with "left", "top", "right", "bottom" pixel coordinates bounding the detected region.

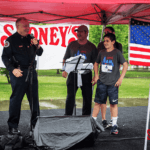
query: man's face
[
  {"left": 17, "top": 20, "right": 29, "bottom": 36},
  {"left": 104, "top": 28, "right": 113, "bottom": 35},
  {"left": 77, "top": 30, "right": 88, "bottom": 41},
  {"left": 104, "top": 37, "right": 115, "bottom": 49}
]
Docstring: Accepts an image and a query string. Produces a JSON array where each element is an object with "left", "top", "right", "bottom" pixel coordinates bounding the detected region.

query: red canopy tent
[
  {"left": 0, "top": 0, "right": 150, "bottom": 25},
  {"left": 1, "top": 1, "right": 150, "bottom": 149}
]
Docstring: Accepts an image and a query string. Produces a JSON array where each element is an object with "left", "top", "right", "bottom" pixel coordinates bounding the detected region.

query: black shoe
[
  {"left": 110, "top": 125, "right": 118, "bottom": 135},
  {"left": 8, "top": 128, "right": 21, "bottom": 135},
  {"left": 102, "top": 120, "right": 108, "bottom": 128},
  {"left": 105, "top": 120, "right": 112, "bottom": 129}
]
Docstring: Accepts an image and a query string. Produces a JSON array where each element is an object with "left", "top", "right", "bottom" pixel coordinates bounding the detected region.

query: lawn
[
  {"left": 0, "top": 69, "right": 149, "bottom": 100},
  {"left": 124, "top": 70, "right": 150, "bottom": 78},
  {"left": 37, "top": 69, "right": 150, "bottom": 78}
]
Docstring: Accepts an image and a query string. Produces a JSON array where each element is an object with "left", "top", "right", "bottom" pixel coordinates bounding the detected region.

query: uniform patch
[{"left": 4, "top": 41, "right": 10, "bottom": 48}]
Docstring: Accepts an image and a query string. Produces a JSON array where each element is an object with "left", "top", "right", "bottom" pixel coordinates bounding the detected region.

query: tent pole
[
  {"left": 128, "top": 18, "right": 131, "bottom": 64},
  {"left": 106, "top": 4, "right": 123, "bottom": 23},
  {"left": 144, "top": 84, "right": 150, "bottom": 150},
  {"left": 100, "top": 25, "right": 106, "bottom": 42}
]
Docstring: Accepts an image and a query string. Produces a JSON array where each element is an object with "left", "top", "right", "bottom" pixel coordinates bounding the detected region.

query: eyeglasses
[
  {"left": 75, "top": 30, "right": 87, "bottom": 33},
  {"left": 18, "top": 24, "right": 29, "bottom": 28}
]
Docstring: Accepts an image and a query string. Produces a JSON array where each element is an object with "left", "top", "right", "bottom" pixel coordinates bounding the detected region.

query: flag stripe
[
  {"left": 130, "top": 53, "right": 150, "bottom": 59},
  {"left": 129, "top": 57, "right": 150, "bottom": 62},
  {"left": 130, "top": 43, "right": 150, "bottom": 49},
  {"left": 130, "top": 46, "right": 150, "bottom": 53},
  {"left": 129, "top": 60, "right": 150, "bottom": 66},
  {"left": 130, "top": 50, "right": 150, "bottom": 56}
]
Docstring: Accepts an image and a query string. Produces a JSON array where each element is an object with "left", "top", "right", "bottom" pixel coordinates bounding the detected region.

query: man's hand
[
  {"left": 62, "top": 71, "right": 68, "bottom": 78},
  {"left": 12, "top": 69, "right": 23, "bottom": 77},
  {"left": 31, "top": 38, "right": 41, "bottom": 49},
  {"left": 91, "top": 75, "right": 99, "bottom": 86},
  {"left": 115, "top": 61, "right": 128, "bottom": 87},
  {"left": 115, "top": 78, "right": 122, "bottom": 87},
  {"left": 31, "top": 38, "right": 39, "bottom": 45}
]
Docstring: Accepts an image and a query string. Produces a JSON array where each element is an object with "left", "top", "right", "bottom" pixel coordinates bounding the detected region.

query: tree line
[{"left": 89, "top": 24, "right": 129, "bottom": 61}]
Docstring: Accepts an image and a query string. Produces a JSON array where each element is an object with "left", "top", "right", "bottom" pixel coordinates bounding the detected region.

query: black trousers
[
  {"left": 8, "top": 69, "right": 40, "bottom": 129},
  {"left": 65, "top": 72, "right": 92, "bottom": 115}
]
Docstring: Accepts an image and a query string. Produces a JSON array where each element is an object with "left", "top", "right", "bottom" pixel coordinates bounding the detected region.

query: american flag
[{"left": 129, "top": 19, "right": 150, "bottom": 66}]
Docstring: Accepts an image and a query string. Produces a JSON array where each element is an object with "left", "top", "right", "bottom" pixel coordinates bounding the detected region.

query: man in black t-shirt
[{"left": 62, "top": 25, "right": 98, "bottom": 115}]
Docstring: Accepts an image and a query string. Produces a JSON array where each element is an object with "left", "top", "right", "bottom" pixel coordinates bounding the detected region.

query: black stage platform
[{"left": 0, "top": 106, "right": 150, "bottom": 150}]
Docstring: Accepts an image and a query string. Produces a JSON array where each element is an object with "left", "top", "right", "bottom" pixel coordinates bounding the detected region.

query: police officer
[{"left": 1, "top": 17, "right": 43, "bottom": 135}]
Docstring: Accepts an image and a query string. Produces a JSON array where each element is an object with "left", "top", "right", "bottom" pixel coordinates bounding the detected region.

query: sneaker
[
  {"left": 8, "top": 128, "right": 21, "bottom": 135},
  {"left": 106, "top": 120, "right": 112, "bottom": 129},
  {"left": 110, "top": 125, "right": 118, "bottom": 135},
  {"left": 102, "top": 120, "right": 108, "bottom": 128}
]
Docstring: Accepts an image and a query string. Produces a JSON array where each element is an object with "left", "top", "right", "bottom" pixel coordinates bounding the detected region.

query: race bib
[{"left": 101, "top": 64, "right": 113, "bottom": 73}]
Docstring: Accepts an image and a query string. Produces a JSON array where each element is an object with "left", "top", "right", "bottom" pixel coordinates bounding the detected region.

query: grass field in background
[
  {"left": 37, "top": 69, "right": 150, "bottom": 78},
  {"left": 123, "top": 70, "right": 150, "bottom": 78},
  {"left": 37, "top": 69, "right": 62, "bottom": 77},
  {"left": 0, "top": 70, "right": 150, "bottom": 100}
]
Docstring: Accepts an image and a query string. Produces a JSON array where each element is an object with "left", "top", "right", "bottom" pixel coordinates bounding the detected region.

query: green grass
[
  {"left": 119, "top": 78, "right": 149, "bottom": 98},
  {"left": 124, "top": 70, "right": 150, "bottom": 78},
  {"left": 0, "top": 73, "right": 149, "bottom": 100},
  {"left": 37, "top": 69, "right": 150, "bottom": 78},
  {"left": 37, "top": 69, "right": 62, "bottom": 77}
]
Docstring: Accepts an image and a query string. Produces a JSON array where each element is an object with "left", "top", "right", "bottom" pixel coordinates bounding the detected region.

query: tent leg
[{"left": 144, "top": 84, "right": 150, "bottom": 150}]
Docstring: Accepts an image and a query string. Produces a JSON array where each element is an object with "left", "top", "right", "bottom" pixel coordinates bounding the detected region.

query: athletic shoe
[
  {"left": 102, "top": 120, "right": 108, "bottom": 128},
  {"left": 110, "top": 125, "right": 118, "bottom": 135},
  {"left": 8, "top": 128, "right": 21, "bottom": 135},
  {"left": 106, "top": 120, "right": 112, "bottom": 129}
]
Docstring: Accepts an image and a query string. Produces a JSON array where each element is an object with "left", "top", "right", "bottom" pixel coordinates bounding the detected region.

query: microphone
[
  {"left": 30, "top": 33, "right": 35, "bottom": 39},
  {"left": 30, "top": 34, "right": 39, "bottom": 47}
]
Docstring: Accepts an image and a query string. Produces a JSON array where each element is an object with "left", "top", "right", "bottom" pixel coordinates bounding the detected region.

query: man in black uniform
[
  {"left": 1, "top": 17, "right": 43, "bottom": 135},
  {"left": 62, "top": 25, "right": 98, "bottom": 116}
]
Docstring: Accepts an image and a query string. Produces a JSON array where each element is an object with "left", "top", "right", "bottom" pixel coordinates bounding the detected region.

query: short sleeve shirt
[
  {"left": 63, "top": 40, "right": 98, "bottom": 64},
  {"left": 96, "top": 49, "right": 126, "bottom": 85}
]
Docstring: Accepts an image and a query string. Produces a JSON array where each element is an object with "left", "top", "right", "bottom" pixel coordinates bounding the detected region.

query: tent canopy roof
[
  {"left": 8, "top": 0, "right": 150, "bottom": 4},
  {"left": 1, "top": 0, "right": 150, "bottom": 24}
]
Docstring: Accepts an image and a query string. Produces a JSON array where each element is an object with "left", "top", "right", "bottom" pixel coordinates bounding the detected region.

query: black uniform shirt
[{"left": 1, "top": 32, "right": 43, "bottom": 72}]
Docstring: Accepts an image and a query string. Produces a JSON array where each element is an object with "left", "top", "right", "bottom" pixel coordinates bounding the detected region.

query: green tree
[
  {"left": 89, "top": 25, "right": 103, "bottom": 47},
  {"left": 0, "top": 68, "right": 10, "bottom": 83},
  {"left": 89, "top": 24, "right": 129, "bottom": 61},
  {"left": 111, "top": 24, "right": 129, "bottom": 61}
]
